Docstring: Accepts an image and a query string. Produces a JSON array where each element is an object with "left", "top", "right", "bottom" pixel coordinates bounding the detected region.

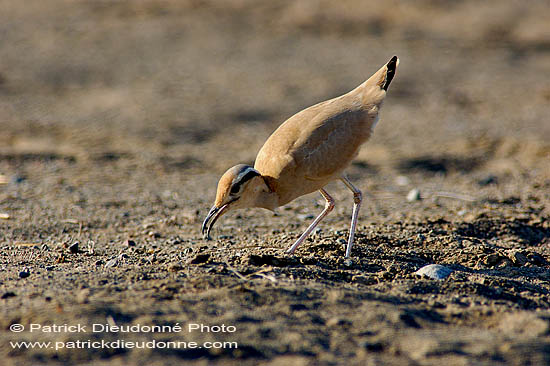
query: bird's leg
[
  {"left": 340, "top": 176, "right": 362, "bottom": 258},
  {"left": 286, "top": 188, "right": 334, "bottom": 254}
]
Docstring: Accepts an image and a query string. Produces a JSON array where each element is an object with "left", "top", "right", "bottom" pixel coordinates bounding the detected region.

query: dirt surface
[{"left": 1, "top": 1, "right": 550, "bottom": 365}]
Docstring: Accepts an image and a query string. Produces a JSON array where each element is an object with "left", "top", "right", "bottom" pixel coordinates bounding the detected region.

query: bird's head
[{"left": 201, "top": 164, "right": 268, "bottom": 239}]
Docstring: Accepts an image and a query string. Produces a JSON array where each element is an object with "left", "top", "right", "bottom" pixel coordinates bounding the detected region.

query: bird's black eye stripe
[
  {"left": 239, "top": 169, "right": 260, "bottom": 183},
  {"left": 230, "top": 169, "right": 260, "bottom": 195}
]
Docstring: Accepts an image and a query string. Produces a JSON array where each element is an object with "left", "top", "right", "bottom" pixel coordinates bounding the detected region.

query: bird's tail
[
  {"left": 363, "top": 55, "right": 399, "bottom": 92},
  {"left": 382, "top": 56, "right": 398, "bottom": 91}
]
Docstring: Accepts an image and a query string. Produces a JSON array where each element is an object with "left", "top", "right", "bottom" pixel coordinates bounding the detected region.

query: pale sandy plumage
[{"left": 202, "top": 56, "right": 399, "bottom": 258}]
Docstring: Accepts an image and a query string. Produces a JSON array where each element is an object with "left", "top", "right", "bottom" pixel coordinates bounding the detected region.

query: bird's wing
[
  {"left": 289, "top": 102, "right": 371, "bottom": 181},
  {"left": 255, "top": 66, "right": 390, "bottom": 179}
]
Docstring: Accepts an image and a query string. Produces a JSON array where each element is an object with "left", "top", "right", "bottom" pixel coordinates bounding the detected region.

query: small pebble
[
  {"left": 168, "top": 263, "right": 184, "bottom": 272},
  {"left": 10, "top": 175, "right": 25, "bottom": 184},
  {"left": 189, "top": 253, "right": 210, "bottom": 264},
  {"left": 125, "top": 239, "right": 136, "bottom": 247},
  {"left": 415, "top": 264, "right": 453, "bottom": 280},
  {"left": 352, "top": 274, "right": 377, "bottom": 285},
  {"left": 483, "top": 254, "right": 505, "bottom": 267},
  {"left": 55, "top": 254, "right": 66, "bottom": 264},
  {"left": 69, "top": 242, "right": 79, "bottom": 254},
  {"left": 362, "top": 341, "right": 384, "bottom": 352},
  {"left": 527, "top": 252, "right": 546, "bottom": 266},
  {"left": 407, "top": 188, "right": 421, "bottom": 202},
  {"left": 326, "top": 317, "right": 352, "bottom": 327},
  {"left": 395, "top": 175, "right": 410, "bottom": 186},
  {"left": 19, "top": 270, "right": 30, "bottom": 279},
  {"left": 105, "top": 258, "right": 118, "bottom": 268},
  {"left": 478, "top": 174, "right": 498, "bottom": 186},
  {"left": 148, "top": 231, "right": 161, "bottom": 238},
  {"left": 76, "top": 289, "right": 91, "bottom": 304},
  {"left": 508, "top": 250, "right": 529, "bottom": 267},
  {"left": 1, "top": 292, "right": 16, "bottom": 299}
]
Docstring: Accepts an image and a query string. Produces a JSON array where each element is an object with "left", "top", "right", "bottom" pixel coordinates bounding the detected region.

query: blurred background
[
  {"left": 1, "top": 0, "right": 549, "bottom": 240},
  {"left": 2, "top": 0, "right": 549, "bottom": 165}
]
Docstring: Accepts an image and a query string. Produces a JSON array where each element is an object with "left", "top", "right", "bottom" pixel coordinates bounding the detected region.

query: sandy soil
[{"left": 1, "top": 1, "right": 550, "bottom": 365}]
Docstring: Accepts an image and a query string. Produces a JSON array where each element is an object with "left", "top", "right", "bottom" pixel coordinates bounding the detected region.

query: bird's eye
[{"left": 230, "top": 184, "right": 241, "bottom": 195}]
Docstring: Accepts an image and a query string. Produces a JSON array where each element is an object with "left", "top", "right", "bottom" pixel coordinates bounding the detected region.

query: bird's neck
[{"left": 253, "top": 176, "right": 279, "bottom": 211}]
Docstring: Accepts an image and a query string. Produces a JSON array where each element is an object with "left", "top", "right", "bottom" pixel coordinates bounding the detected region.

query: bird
[{"left": 202, "top": 56, "right": 399, "bottom": 258}]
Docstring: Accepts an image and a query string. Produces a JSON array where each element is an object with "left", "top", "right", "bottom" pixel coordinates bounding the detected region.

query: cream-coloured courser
[{"left": 202, "top": 56, "right": 399, "bottom": 258}]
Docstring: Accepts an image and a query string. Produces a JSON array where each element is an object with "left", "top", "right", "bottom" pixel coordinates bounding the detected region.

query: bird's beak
[{"left": 201, "top": 203, "right": 230, "bottom": 240}]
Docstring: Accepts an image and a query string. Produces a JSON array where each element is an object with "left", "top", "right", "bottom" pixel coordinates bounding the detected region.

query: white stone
[
  {"left": 415, "top": 264, "right": 453, "bottom": 280},
  {"left": 407, "top": 188, "right": 421, "bottom": 202}
]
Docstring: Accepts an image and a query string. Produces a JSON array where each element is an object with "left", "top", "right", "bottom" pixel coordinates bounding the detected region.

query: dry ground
[{"left": 1, "top": 1, "right": 550, "bottom": 365}]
